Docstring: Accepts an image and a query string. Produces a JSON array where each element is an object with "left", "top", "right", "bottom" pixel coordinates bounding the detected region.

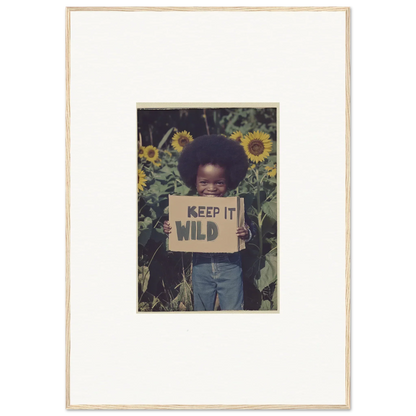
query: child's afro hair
[{"left": 177, "top": 134, "right": 249, "bottom": 190}]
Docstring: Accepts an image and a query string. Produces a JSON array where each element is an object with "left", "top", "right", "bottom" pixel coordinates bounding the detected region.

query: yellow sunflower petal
[
  {"left": 137, "top": 168, "right": 147, "bottom": 192},
  {"left": 241, "top": 131, "right": 272, "bottom": 163},
  {"left": 152, "top": 158, "right": 162, "bottom": 167},
  {"left": 172, "top": 130, "right": 193, "bottom": 152},
  {"left": 267, "top": 168, "right": 277, "bottom": 177},
  {"left": 138, "top": 146, "right": 146, "bottom": 158},
  {"left": 143, "top": 146, "right": 159, "bottom": 163},
  {"left": 230, "top": 130, "right": 244, "bottom": 143}
]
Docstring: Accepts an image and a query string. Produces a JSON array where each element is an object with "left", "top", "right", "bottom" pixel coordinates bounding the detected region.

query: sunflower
[
  {"left": 230, "top": 130, "right": 244, "bottom": 143},
  {"left": 137, "top": 169, "right": 147, "bottom": 192},
  {"left": 242, "top": 131, "right": 272, "bottom": 163},
  {"left": 152, "top": 158, "right": 161, "bottom": 167},
  {"left": 143, "top": 146, "right": 159, "bottom": 163},
  {"left": 267, "top": 164, "right": 277, "bottom": 177},
  {"left": 172, "top": 130, "right": 193, "bottom": 152},
  {"left": 138, "top": 146, "right": 146, "bottom": 158}
]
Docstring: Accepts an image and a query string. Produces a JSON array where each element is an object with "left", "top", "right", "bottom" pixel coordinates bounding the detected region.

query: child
[{"left": 163, "top": 135, "right": 254, "bottom": 311}]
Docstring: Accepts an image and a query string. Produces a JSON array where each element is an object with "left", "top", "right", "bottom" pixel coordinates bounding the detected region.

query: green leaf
[
  {"left": 151, "top": 227, "right": 167, "bottom": 243},
  {"left": 262, "top": 199, "right": 277, "bottom": 220},
  {"left": 254, "top": 250, "right": 277, "bottom": 292},
  {"left": 265, "top": 236, "right": 277, "bottom": 250},
  {"left": 175, "top": 184, "right": 191, "bottom": 195},
  {"left": 159, "top": 165, "right": 175, "bottom": 175},
  {"left": 267, "top": 155, "right": 277, "bottom": 164},
  {"left": 264, "top": 176, "right": 277, "bottom": 186},
  {"left": 171, "top": 167, "right": 180, "bottom": 177},
  {"left": 138, "top": 217, "right": 153, "bottom": 246},
  {"left": 261, "top": 213, "right": 277, "bottom": 238},
  {"left": 260, "top": 300, "right": 271, "bottom": 310},
  {"left": 152, "top": 172, "right": 172, "bottom": 183},
  {"left": 138, "top": 265, "right": 150, "bottom": 293},
  {"left": 147, "top": 207, "right": 157, "bottom": 220},
  {"left": 138, "top": 228, "right": 152, "bottom": 246},
  {"left": 158, "top": 183, "right": 175, "bottom": 194},
  {"left": 238, "top": 181, "right": 252, "bottom": 193},
  {"left": 272, "top": 285, "right": 278, "bottom": 310},
  {"left": 158, "top": 127, "right": 174, "bottom": 149}
]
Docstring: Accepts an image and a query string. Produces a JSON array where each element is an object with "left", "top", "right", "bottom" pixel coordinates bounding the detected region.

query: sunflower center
[
  {"left": 147, "top": 149, "right": 155, "bottom": 158},
  {"left": 248, "top": 140, "right": 264, "bottom": 155},
  {"left": 178, "top": 136, "right": 189, "bottom": 146}
]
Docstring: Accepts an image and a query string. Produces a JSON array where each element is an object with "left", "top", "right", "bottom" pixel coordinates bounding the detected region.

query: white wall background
[{"left": 69, "top": 9, "right": 346, "bottom": 406}]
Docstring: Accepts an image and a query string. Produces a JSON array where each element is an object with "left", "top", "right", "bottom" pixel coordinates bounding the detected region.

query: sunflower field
[{"left": 137, "top": 108, "right": 278, "bottom": 311}]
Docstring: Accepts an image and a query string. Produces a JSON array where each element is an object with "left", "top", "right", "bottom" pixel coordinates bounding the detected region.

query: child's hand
[
  {"left": 236, "top": 226, "right": 249, "bottom": 240},
  {"left": 163, "top": 221, "right": 172, "bottom": 236}
]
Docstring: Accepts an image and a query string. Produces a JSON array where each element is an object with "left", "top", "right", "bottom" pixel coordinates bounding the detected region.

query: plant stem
[
  {"left": 147, "top": 242, "right": 163, "bottom": 271},
  {"left": 149, "top": 125, "right": 153, "bottom": 146},
  {"left": 255, "top": 167, "right": 263, "bottom": 255},
  {"left": 138, "top": 203, "right": 147, "bottom": 215},
  {"left": 264, "top": 189, "right": 277, "bottom": 202},
  {"left": 203, "top": 109, "right": 210, "bottom": 135},
  {"left": 154, "top": 215, "right": 164, "bottom": 228},
  {"left": 181, "top": 253, "right": 185, "bottom": 280},
  {"left": 138, "top": 263, "right": 145, "bottom": 305},
  {"left": 260, "top": 173, "right": 268, "bottom": 184}
]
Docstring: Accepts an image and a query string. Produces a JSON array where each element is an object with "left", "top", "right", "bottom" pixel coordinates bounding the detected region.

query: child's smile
[{"left": 196, "top": 164, "right": 227, "bottom": 197}]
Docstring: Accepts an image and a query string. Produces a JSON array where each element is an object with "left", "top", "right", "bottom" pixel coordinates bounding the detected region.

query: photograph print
[{"left": 137, "top": 106, "right": 279, "bottom": 312}]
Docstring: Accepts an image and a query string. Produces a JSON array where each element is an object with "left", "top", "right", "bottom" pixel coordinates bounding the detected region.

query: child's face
[{"left": 196, "top": 164, "right": 227, "bottom": 197}]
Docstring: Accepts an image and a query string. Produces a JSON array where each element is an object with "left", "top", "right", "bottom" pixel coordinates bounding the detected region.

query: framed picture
[{"left": 66, "top": 7, "right": 350, "bottom": 409}]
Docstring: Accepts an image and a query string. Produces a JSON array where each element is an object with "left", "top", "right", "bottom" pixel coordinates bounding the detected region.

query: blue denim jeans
[{"left": 192, "top": 252, "right": 244, "bottom": 311}]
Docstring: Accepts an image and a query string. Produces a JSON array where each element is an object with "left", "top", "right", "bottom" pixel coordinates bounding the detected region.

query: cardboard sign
[{"left": 168, "top": 195, "right": 246, "bottom": 253}]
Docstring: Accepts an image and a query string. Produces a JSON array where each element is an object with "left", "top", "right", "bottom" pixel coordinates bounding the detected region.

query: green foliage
[
  {"left": 219, "top": 108, "right": 277, "bottom": 139},
  {"left": 137, "top": 108, "right": 278, "bottom": 311}
]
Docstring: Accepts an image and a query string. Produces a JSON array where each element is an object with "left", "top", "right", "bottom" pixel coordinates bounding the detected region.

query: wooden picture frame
[{"left": 66, "top": 7, "right": 350, "bottom": 409}]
